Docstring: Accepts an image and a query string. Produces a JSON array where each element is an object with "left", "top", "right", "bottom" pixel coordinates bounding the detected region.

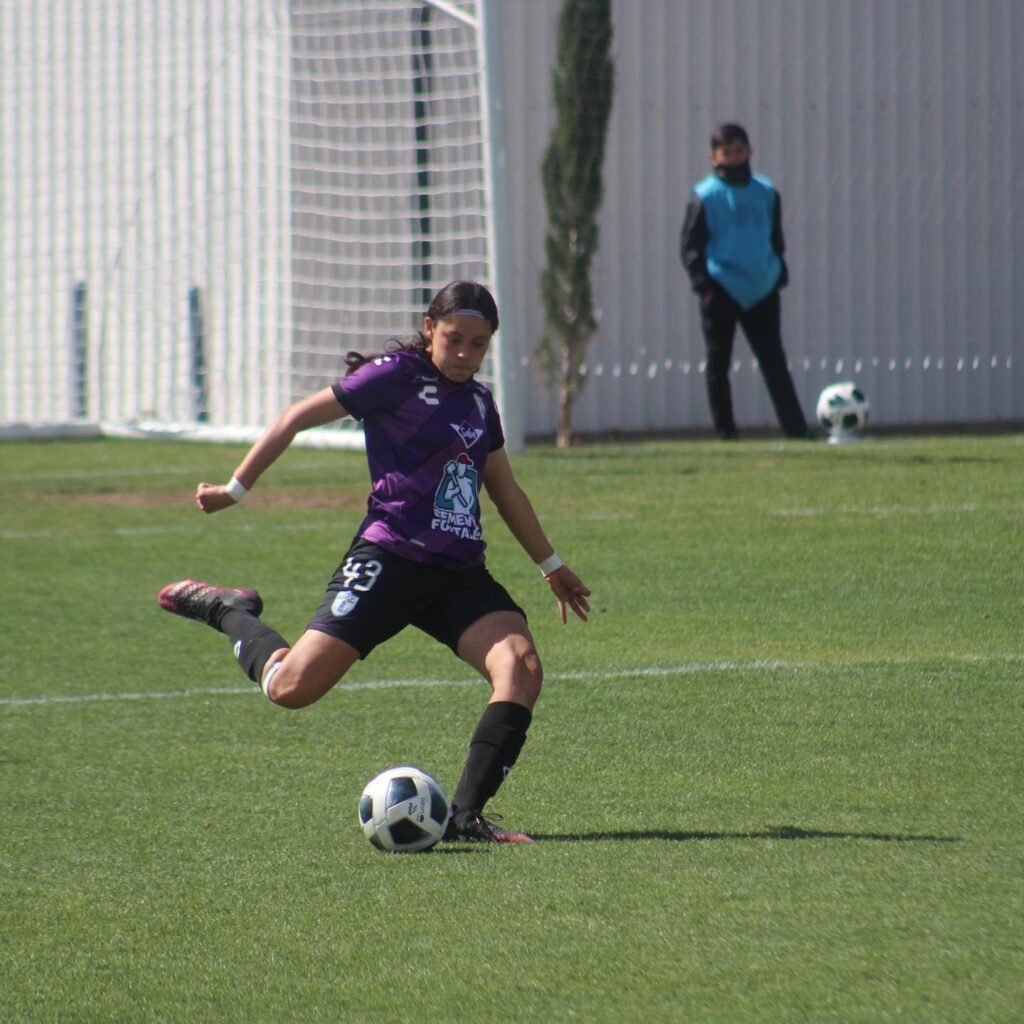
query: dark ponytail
[{"left": 343, "top": 336, "right": 426, "bottom": 375}]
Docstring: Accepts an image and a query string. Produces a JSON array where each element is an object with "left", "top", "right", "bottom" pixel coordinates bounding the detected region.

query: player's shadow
[{"left": 531, "top": 825, "right": 961, "bottom": 844}]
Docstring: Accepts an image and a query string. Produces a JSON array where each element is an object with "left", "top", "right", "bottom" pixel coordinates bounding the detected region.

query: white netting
[{"left": 0, "top": 0, "right": 496, "bottom": 445}]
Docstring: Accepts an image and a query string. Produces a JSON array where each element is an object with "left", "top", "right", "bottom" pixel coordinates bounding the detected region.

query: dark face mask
[{"left": 714, "top": 161, "right": 751, "bottom": 185}]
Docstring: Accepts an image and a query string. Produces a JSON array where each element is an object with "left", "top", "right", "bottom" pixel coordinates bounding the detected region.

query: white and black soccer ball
[
  {"left": 358, "top": 765, "right": 450, "bottom": 853},
  {"left": 816, "top": 381, "right": 870, "bottom": 442}
]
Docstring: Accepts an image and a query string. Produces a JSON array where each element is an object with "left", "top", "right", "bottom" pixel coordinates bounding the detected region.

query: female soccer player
[{"left": 158, "top": 280, "right": 590, "bottom": 844}]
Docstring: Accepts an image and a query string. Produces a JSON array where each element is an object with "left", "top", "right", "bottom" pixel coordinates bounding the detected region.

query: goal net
[{"left": 0, "top": 0, "right": 515, "bottom": 449}]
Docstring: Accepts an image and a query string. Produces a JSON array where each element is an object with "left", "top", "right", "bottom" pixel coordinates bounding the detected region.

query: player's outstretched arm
[
  {"left": 196, "top": 387, "right": 348, "bottom": 514},
  {"left": 482, "top": 448, "right": 591, "bottom": 623}
]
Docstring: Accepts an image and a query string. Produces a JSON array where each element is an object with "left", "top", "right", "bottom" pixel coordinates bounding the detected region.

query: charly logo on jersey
[
  {"left": 331, "top": 591, "right": 361, "bottom": 618},
  {"left": 431, "top": 452, "right": 482, "bottom": 540},
  {"left": 450, "top": 420, "right": 484, "bottom": 448}
]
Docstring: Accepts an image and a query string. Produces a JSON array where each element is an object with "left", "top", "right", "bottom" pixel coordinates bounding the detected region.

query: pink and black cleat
[
  {"left": 444, "top": 811, "right": 535, "bottom": 845},
  {"left": 157, "top": 579, "right": 263, "bottom": 628}
]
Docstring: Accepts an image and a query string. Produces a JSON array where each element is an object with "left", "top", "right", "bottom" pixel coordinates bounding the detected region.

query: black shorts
[{"left": 307, "top": 538, "right": 526, "bottom": 659}]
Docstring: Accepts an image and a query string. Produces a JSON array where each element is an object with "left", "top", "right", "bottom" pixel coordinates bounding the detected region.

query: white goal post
[{"left": 0, "top": 0, "right": 521, "bottom": 451}]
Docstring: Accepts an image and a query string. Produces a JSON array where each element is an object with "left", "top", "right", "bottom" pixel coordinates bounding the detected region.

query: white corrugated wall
[
  {"left": 2, "top": 0, "right": 1021, "bottom": 438},
  {"left": 0, "top": 0, "right": 293, "bottom": 431},
  {"left": 504, "top": 0, "right": 1024, "bottom": 435}
]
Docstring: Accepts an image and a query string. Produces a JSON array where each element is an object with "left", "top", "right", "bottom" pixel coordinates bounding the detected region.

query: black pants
[{"left": 700, "top": 287, "right": 808, "bottom": 438}]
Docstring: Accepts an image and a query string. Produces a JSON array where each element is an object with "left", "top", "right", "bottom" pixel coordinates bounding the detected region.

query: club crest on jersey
[
  {"left": 432, "top": 453, "right": 482, "bottom": 540},
  {"left": 451, "top": 420, "right": 484, "bottom": 448},
  {"left": 331, "top": 591, "right": 361, "bottom": 618}
]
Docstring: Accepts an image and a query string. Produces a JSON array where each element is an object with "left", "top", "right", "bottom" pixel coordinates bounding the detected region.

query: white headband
[{"left": 454, "top": 308, "right": 487, "bottom": 319}]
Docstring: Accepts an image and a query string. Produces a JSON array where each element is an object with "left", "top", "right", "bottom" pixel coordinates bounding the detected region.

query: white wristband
[
  {"left": 225, "top": 476, "right": 249, "bottom": 502},
  {"left": 537, "top": 553, "right": 563, "bottom": 576}
]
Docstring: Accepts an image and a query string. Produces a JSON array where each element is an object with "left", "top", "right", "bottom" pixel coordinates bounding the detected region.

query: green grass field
[{"left": 1, "top": 434, "right": 1022, "bottom": 1023}]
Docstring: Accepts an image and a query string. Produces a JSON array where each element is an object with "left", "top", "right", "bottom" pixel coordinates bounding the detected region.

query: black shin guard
[
  {"left": 219, "top": 608, "right": 288, "bottom": 683},
  {"left": 451, "top": 701, "right": 533, "bottom": 819}
]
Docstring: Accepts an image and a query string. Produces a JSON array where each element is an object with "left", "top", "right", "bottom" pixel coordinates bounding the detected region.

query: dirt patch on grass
[{"left": 30, "top": 489, "right": 367, "bottom": 511}]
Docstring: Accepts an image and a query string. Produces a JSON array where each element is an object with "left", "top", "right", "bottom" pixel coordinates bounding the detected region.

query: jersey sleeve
[
  {"left": 680, "top": 195, "right": 711, "bottom": 293},
  {"left": 332, "top": 354, "right": 407, "bottom": 421},
  {"left": 771, "top": 192, "right": 789, "bottom": 289},
  {"left": 486, "top": 392, "right": 505, "bottom": 451}
]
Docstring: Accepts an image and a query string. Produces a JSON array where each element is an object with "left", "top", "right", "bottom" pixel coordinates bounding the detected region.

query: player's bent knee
[
  {"left": 261, "top": 632, "right": 356, "bottom": 709},
  {"left": 523, "top": 649, "right": 544, "bottom": 692},
  {"left": 497, "top": 645, "right": 543, "bottom": 705},
  {"left": 263, "top": 662, "right": 320, "bottom": 710}
]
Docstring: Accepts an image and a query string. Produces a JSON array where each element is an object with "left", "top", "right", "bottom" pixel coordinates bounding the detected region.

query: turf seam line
[{"left": 6, "top": 499, "right": 1022, "bottom": 540}]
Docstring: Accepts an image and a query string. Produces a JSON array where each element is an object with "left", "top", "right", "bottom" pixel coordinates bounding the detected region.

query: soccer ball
[
  {"left": 816, "top": 381, "right": 869, "bottom": 442},
  {"left": 358, "top": 765, "right": 450, "bottom": 853}
]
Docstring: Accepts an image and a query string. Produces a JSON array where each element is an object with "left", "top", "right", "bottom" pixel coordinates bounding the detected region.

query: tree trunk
[
  {"left": 557, "top": 386, "right": 573, "bottom": 447},
  {"left": 557, "top": 340, "right": 575, "bottom": 447}
]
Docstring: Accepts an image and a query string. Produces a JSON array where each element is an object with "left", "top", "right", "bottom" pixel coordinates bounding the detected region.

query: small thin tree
[{"left": 538, "top": 0, "right": 614, "bottom": 447}]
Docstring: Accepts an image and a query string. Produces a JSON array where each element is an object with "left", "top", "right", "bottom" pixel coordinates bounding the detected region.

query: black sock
[
  {"left": 218, "top": 608, "right": 289, "bottom": 683},
  {"left": 451, "top": 701, "right": 533, "bottom": 819}
]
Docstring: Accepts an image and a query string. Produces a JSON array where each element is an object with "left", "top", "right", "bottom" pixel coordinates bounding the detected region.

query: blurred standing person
[{"left": 681, "top": 123, "right": 811, "bottom": 439}]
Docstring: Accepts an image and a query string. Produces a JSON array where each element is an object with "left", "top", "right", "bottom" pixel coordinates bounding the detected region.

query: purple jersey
[{"left": 332, "top": 349, "right": 505, "bottom": 567}]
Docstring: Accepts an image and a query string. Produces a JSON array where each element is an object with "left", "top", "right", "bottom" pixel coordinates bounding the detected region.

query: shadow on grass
[{"left": 532, "top": 825, "right": 961, "bottom": 844}]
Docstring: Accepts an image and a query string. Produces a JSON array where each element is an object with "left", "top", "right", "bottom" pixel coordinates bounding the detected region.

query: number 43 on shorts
[{"left": 340, "top": 557, "right": 383, "bottom": 593}]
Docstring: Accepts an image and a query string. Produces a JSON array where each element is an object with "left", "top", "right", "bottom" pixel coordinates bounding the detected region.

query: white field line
[
  {"left": 0, "top": 662, "right": 782, "bottom": 707},
  {"left": 2, "top": 654, "right": 1020, "bottom": 709},
  {"left": 772, "top": 501, "right": 1024, "bottom": 518}
]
